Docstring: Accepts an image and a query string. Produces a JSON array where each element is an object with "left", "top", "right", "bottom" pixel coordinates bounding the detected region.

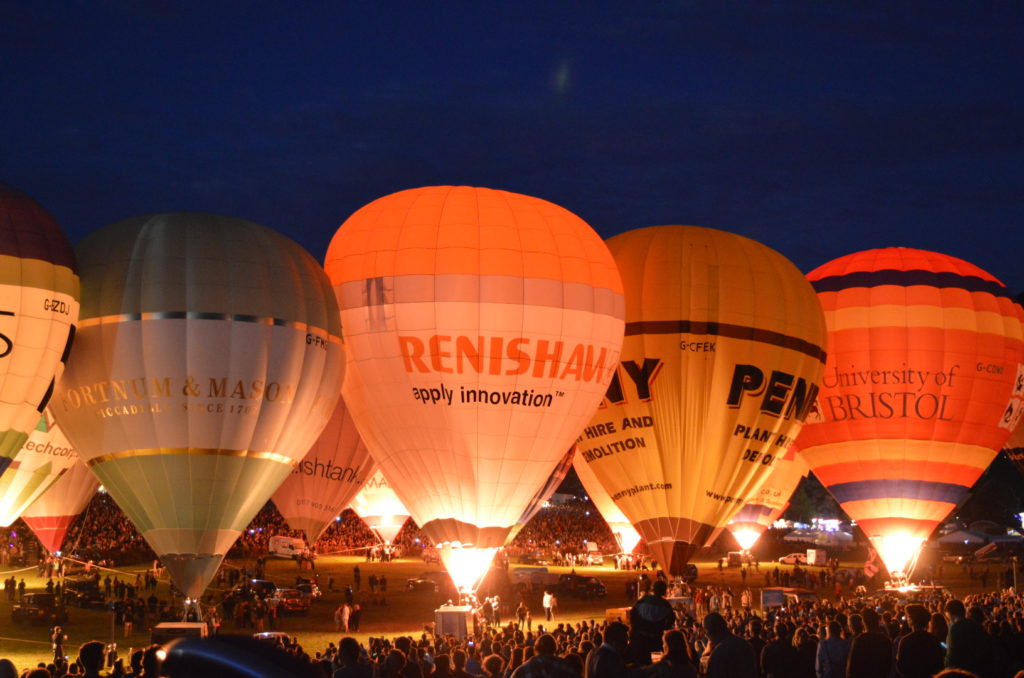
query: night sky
[{"left": 3, "top": 2, "right": 1022, "bottom": 293}]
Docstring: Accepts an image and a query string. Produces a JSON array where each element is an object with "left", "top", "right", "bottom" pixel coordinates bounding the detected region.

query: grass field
[{"left": 0, "top": 547, "right": 1007, "bottom": 671}]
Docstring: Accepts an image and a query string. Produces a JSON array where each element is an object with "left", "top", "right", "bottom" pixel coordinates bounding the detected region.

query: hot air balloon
[
  {"left": 272, "top": 397, "right": 375, "bottom": 544},
  {"left": 21, "top": 460, "right": 99, "bottom": 554},
  {"left": 576, "top": 225, "right": 827, "bottom": 576},
  {"left": 799, "top": 247, "right": 1024, "bottom": 579},
  {"left": 0, "top": 184, "right": 79, "bottom": 475},
  {"left": 326, "top": 186, "right": 625, "bottom": 592},
  {"left": 726, "top": 447, "right": 809, "bottom": 551},
  {"left": 0, "top": 411, "right": 79, "bottom": 527},
  {"left": 51, "top": 213, "right": 344, "bottom": 599},
  {"left": 350, "top": 470, "right": 411, "bottom": 545},
  {"left": 572, "top": 450, "right": 641, "bottom": 554}
]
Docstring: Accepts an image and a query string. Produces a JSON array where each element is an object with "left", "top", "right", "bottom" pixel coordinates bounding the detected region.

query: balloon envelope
[
  {"left": 350, "top": 470, "right": 410, "bottom": 544},
  {"left": 0, "top": 411, "right": 79, "bottom": 526},
  {"left": 326, "top": 186, "right": 625, "bottom": 591},
  {"left": 799, "top": 247, "right": 1024, "bottom": 576},
  {"left": 576, "top": 225, "right": 827, "bottom": 575},
  {"left": 21, "top": 460, "right": 99, "bottom": 553},
  {"left": 52, "top": 213, "right": 344, "bottom": 598},
  {"left": 272, "top": 397, "right": 375, "bottom": 544},
  {"left": 0, "top": 184, "right": 79, "bottom": 474},
  {"left": 572, "top": 450, "right": 641, "bottom": 554}
]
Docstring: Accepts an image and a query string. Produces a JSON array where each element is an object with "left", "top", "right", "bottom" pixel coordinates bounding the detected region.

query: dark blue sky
[{"left": 3, "top": 2, "right": 1022, "bottom": 292}]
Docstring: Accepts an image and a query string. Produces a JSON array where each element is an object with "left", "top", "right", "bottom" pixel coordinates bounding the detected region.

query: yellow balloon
[{"left": 576, "top": 226, "right": 827, "bottom": 575}]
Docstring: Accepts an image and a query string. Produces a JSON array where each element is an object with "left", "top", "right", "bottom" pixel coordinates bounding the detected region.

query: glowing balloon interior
[
  {"left": 326, "top": 186, "right": 625, "bottom": 591},
  {"left": 52, "top": 213, "right": 345, "bottom": 598},
  {"left": 351, "top": 470, "right": 410, "bottom": 544},
  {"left": 799, "top": 247, "right": 1024, "bottom": 579},
  {"left": 577, "top": 225, "right": 827, "bottom": 575}
]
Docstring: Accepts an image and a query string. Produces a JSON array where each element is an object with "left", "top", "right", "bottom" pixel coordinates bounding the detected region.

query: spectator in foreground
[
  {"left": 815, "top": 620, "right": 850, "bottom": 678},
  {"left": 585, "top": 622, "right": 629, "bottom": 678},
  {"left": 895, "top": 604, "right": 944, "bottom": 678},
  {"left": 701, "top": 612, "right": 757, "bottom": 678},
  {"left": 847, "top": 608, "right": 892, "bottom": 678},
  {"left": 512, "top": 634, "right": 577, "bottom": 678},
  {"left": 944, "top": 599, "right": 991, "bottom": 677}
]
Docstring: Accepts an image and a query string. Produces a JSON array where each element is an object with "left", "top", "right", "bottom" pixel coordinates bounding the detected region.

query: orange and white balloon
[{"left": 326, "top": 186, "right": 624, "bottom": 591}]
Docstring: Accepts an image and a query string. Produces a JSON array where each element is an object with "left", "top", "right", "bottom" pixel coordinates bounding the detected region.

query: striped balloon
[
  {"left": 726, "top": 447, "right": 808, "bottom": 550},
  {"left": 800, "top": 247, "right": 1024, "bottom": 576}
]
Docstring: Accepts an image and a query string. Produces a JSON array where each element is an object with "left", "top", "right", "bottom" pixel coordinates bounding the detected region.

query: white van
[
  {"left": 150, "top": 622, "right": 207, "bottom": 646},
  {"left": 268, "top": 535, "right": 306, "bottom": 559}
]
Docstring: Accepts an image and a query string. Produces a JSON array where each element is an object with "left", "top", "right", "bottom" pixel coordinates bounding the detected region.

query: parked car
[
  {"left": 406, "top": 571, "right": 446, "bottom": 592},
  {"left": 271, "top": 588, "right": 310, "bottom": 615},
  {"left": 247, "top": 579, "right": 278, "bottom": 598},
  {"left": 294, "top": 579, "right": 322, "bottom": 601},
  {"left": 558, "top": 574, "right": 606, "bottom": 599},
  {"left": 778, "top": 553, "right": 807, "bottom": 565},
  {"left": 254, "top": 631, "right": 292, "bottom": 644},
  {"left": 63, "top": 576, "right": 106, "bottom": 609},
  {"left": 679, "top": 563, "right": 699, "bottom": 583},
  {"left": 12, "top": 593, "right": 68, "bottom": 625}
]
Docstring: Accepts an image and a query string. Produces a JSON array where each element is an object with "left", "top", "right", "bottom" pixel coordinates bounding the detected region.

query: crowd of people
[
  {"left": 4, "top": 495, "right": 621, "bottom": 575},
  {"left": 506, "top": 503, "right": 618, "bottom": 560},
  {"left": 7, "top": 577, "right": 1024, "bottom": 678}
]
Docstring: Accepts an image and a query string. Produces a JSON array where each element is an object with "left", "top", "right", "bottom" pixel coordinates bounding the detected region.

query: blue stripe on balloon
[
  {"left": 810, "top": 270, "right": 1012, "bottom": 298},
  {"left": 830, "top": 479, "right": 969, "bottom": 505}
]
